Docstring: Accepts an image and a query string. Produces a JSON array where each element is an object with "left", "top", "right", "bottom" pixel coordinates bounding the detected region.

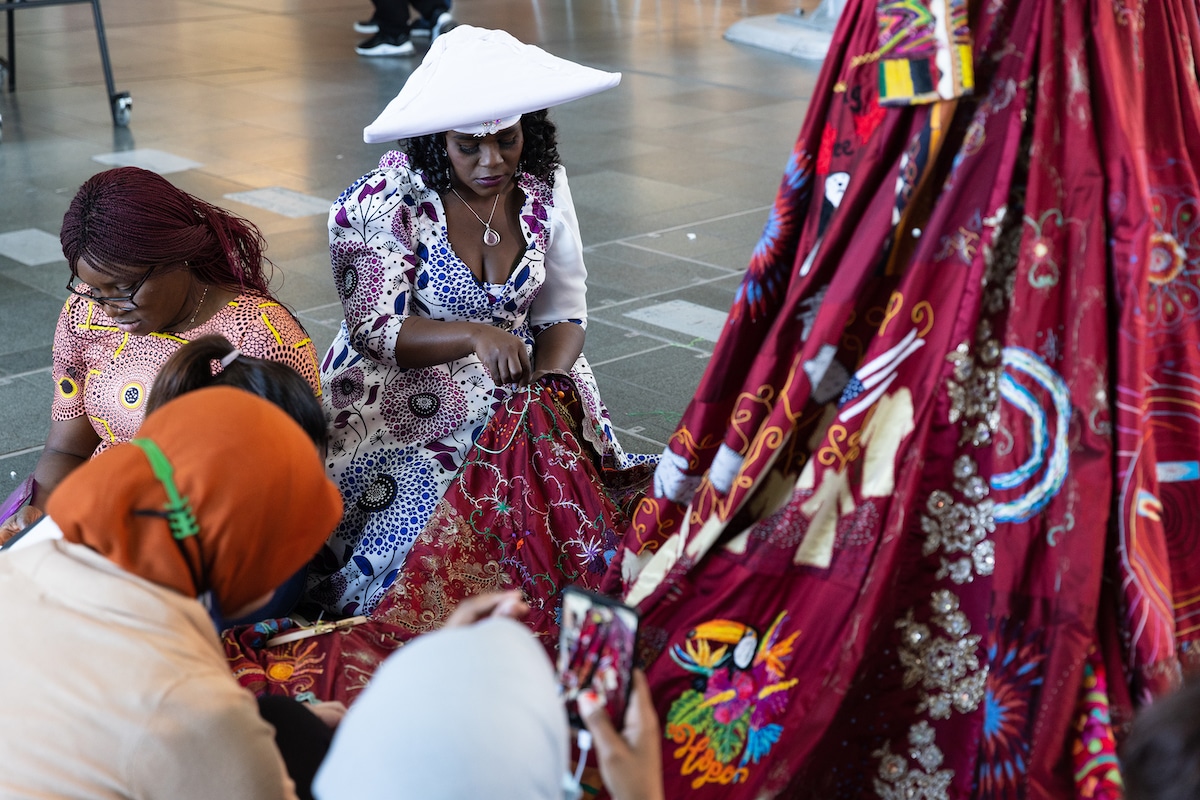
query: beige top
[{"left": 0, "top": 538, "right": 298, "bottom": 800}]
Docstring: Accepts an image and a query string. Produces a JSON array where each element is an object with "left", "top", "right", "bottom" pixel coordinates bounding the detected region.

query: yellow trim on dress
[
  {"left": 83, "top": 368, "right": 102, "bottom": 395},
  {"left": 261, "top": 313, "right": 284, "bottom": 346},
  {"left": 81, "top": 302, "right": 119, "bottom": 333},
  {"left": 89, "top": 416, "right": 117, "bottom": 444},
  {"left": 149, "top": 332, "right": 189, "bottom": 344}
]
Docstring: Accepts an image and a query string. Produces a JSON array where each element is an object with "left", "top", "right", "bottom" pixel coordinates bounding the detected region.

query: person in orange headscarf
[{"left": 0, "top": 387, "right": 343, "bottom": 800}]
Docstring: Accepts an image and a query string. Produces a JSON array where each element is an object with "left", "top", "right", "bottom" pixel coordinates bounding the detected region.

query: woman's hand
[
  {"left": 0, "top": 505, "right": 43, "bottom": 545},
  {"left": 579, "top": 670, "right": 665, "bottom": 800},
  {"left": 470, "top": 326, "right": 532, "bottom": 386},
  {"left": 445, "top": 589, "right": 530, "bottom": 627},
  {"left": 308, "top": 700, "right": 348, "bottom": 730}
]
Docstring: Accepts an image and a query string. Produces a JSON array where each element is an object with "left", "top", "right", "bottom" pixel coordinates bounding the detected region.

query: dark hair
[
  {"left": 147, "top": 335, "right": 327, "bottom": 449},
  {"left": 1122, "top": 680, "right": 1200, "bottom": 800},
  {"left": 404, "top": 109, "right": 561, "bottom": 192},
  {"left": 60, "top": 167, "right": 273, "bottom": 294}
]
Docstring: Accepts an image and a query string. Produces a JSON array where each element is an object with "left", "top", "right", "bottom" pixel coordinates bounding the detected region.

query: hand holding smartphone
[{"left": 557, "top": 586, "right": 639, "bottom": 730}]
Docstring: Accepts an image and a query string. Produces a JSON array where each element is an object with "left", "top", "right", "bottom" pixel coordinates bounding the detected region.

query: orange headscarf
[{"left": 47, "top": 386, "right": 343, "bottom": 613}]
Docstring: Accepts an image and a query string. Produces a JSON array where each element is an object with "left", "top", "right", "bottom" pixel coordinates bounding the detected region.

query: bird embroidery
[{"left": 664, "top": 611, "right": 801, "bottom": 788}]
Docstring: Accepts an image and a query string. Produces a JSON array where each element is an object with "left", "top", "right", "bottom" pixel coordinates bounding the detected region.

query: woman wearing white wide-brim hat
[{"left": 307, "top": 26, "right": 656, "bottom": 617}]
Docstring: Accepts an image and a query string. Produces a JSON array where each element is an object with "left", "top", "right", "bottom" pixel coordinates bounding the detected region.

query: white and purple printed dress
[{"left": 308, "top": 151, "right": 645, "bottom": 615}]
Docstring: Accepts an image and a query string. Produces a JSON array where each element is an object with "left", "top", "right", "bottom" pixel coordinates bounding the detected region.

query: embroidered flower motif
[
  {"left": 873, "top": 722, "right": 953, "bottom": 800},
  {"left": 894, "top": 591, "right": 986, "bottom": 721},
  {"left": 705, "top": 669, "right": 756, "bottom": 725},
  {"left": 548, "top": 438, "right": 578, "bottom": 470},
  {"left": 1020, "top": 209, "right": 1087, "bottom": 290},
  {"left": 975, "top": 619, "right": 1045, "bottom": 799},
  {"left": 1143, "top": 188, "right": 1200, "bottom": 330},
  {"left": 253, "top": 639, "right": 326, "bottom": 694},
  {"left": 478, "top": 482, "right": 520, "bottom": 532},
  {"left": 936, "top": 210, "right": 983, "bottom": 265}
]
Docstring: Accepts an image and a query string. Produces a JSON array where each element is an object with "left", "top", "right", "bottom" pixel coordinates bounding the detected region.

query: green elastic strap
[{"left": 128, "top": 438, "right": 200, "bottom": 541}]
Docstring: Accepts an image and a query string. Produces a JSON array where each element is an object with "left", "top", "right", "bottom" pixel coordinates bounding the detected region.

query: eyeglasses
[{"left": 65, "top": 265, "right": 156, "bottom": 311}]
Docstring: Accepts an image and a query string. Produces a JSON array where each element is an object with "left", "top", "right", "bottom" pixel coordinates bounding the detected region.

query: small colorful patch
[
  {"left": 664, "top": 612, "right": 800, "bottom": 789},
  {"left": 119, "top": 380, "right": 145, "bottom": 410},
  {"left": 1071, "top": 650, "right": 1123, "bottom": 799},
  {"left": 876, "top": 0, "right": 974, "bottom": 105}
]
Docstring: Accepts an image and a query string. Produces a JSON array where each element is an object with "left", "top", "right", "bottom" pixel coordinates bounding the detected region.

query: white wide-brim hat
[{"left": 363, "top": 25, "right": 622, "bottom": 143}]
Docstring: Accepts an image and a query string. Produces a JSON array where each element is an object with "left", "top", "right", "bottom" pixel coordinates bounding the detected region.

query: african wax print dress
[
  {"left": 51, "top": 291, "right": 320, "bottom": 453},
  {"left": 608, "top": 0, "right": 1200, "bottom": 797},
  {"left": 308, "top": 152, "right": 650, "bottom": 616}
]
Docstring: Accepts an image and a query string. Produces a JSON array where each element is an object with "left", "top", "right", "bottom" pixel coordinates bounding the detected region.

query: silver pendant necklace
[{"left": 451, "top": 188, "right": 502, "bottom": 246}]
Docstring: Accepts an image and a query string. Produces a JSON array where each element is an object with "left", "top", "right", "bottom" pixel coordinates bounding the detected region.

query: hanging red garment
[
  {"left": 224, "top": 376, "right": 653, "bottom": 705},
  {"left": 615, "top": 0, "right": 1198, "bottom": 796}
]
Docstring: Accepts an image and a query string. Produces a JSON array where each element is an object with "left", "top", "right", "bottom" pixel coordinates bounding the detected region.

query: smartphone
[
  {"left": 0, "top": 516, "right": 58, "bottom": 553},
  {"left": 557, "top": 586, "right": 639, "bottom": 730}
]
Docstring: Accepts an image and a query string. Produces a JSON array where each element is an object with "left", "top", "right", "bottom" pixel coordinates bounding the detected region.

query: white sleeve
[{"left": 529, "top": 166, "right": 589, "bottom": 331}]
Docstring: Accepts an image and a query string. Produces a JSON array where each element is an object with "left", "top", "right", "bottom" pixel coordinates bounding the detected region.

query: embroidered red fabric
[
  {"left": 223, "top": 376, "right": 653, "bottom": 705},
  {"left": 617, "top": 0, "right": 1195, "bottom": 796}
]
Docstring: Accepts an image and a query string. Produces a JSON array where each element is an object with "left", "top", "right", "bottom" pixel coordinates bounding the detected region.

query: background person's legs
[
  {"left": 356, "top": 0, "right": 416, "bottom": 56},
  {"left": 408, "top": 0, "right": 452, "bottom": 39},
  {"left": 354, "top": 7, "right": 379, "bottom": 35}
]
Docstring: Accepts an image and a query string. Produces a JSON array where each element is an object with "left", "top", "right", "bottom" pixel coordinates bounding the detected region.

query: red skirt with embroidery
[{"left": 223, "top": 376, "right": 653, "bottom": 705}]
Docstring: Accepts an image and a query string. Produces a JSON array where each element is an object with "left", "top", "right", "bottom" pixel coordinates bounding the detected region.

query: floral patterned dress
[{"left": 308, "top": 151, "right": 648, "bottom": 616}]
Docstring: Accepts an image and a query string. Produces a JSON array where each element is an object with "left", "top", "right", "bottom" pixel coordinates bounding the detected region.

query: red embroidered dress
[
  {"left": 616, "top": 0, "right": 1195, "bottom": 796},
  {"left": 225, "top": 376, "right": 653, "bottom": 706}
]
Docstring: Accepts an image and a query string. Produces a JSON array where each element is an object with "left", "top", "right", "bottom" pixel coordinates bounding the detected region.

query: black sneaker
[
  {"left": 411, "top": 7, "right": 452, "bottom": 39},
  {"left": 353, "top": 14, "right": 379, "bottom": 34},
  {"left": 356, "top": 32, "right": 415, "bottom": 56},
  {"left": 431, "top": 10, "right": 453, "bottom": 38},
  {"left": 409, "top": 17, "right": 433, "bottom": 38}
]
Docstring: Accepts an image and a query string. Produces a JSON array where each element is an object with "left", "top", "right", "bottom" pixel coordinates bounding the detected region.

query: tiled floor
[{"left": 0, "top": 0, "right": 820, "bottom": 499}]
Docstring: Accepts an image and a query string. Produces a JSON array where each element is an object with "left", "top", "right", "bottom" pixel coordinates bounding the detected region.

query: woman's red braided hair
[{"left": 60, "top": 166, "right": 273, "bottom": 294}]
